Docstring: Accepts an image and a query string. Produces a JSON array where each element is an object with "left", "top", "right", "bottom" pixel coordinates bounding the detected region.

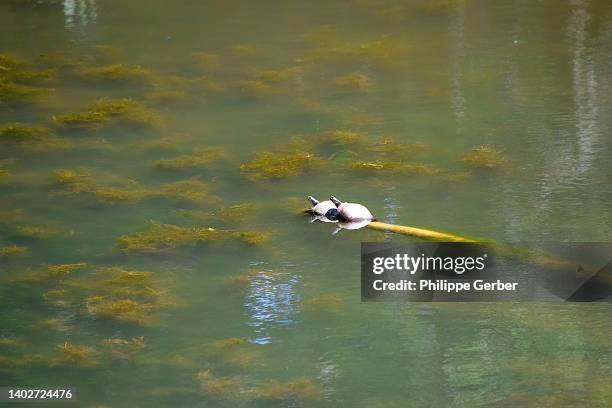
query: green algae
[
  {"left": 303, "top": 293, "right": 344, "bottom": 310},
  {"left": 157, "top": 179, "right": 216, "bottom": 203},
  {"left": 0, "top": 245, "right": 27, "bottom": 258},
  {"left": 53, "top": 168, "right": 89, "bottom": 184},
  {"left": 318, "top": 129, "right": 368, "bottom": 147},
  {"left": 116, "top": 222, "right": 268, "bottom": 253},
  {"left": 253, "top": 377, "right": 321, "bottom": 403},
  {"left": 350, "top": 160, "right": 431, "bottom": 175},
  {"left": 33, "top": 265, "right": 175, "bottom": 325},
  {"left": 0, "top": 54, "right": 55, "bottom": 84},
  {"left": 178, "top": 203, "right": 257, "bottom": 225},
  {"left": 462, "top": 145, "right": 509, "bottom": 169},
  {"left": 102, "top": 336, "right": 145, "bottom": 360},
  {"left": 0, "top": 123, "right": 51, "bottom": 140},
  {"left": 15, "top": 225, "right": 53, "bottom": 239},
  {"left": 368, "top": 138, "right": 427, "bottom": 159},
  {"left": 52, "top": 341, "right": 100, "bottom": 368},
  {"left": 191, "top": 52, "right": 219, "bottom": 68},
  {"left": 334, "top": 72, "right": 372, "bottom": 90},
  {"left": 240, "top": 138, "right": 323, "bottom": 181},
  {"left": 53, "top": 98, "right": 162, "bottom": 129},
  {"left": 77, "top": 64, "right": 154, "bottom": 83},
  {"left": 154, "top": 147, "right": 228, "bottom": 170},
  {"left": 0, "top": 81, "right": 52, "bottom": 106},
  {"left": 196, "top": 370, "right": 245, "bottom": 398}
]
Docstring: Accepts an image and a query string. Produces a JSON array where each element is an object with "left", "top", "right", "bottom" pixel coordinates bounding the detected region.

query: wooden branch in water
[{"left": 367, "top": 221, "right": 478, "bottom": 242}]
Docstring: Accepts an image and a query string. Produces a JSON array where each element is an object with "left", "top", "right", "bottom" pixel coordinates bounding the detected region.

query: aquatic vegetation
[
  {"left": 15, "top": 225, "right": 52, "bottom": 239},
  {"left": 368, "top": 138, "right": 427, "bottom": 159},
  {"left": 0, "top": 54, "right": 55, "bottom": 84},
  {"left": 17, "top": 263, "right": 87, "bottom": 284},
  {"left": 77, "top": 64, "right": 154, "bottom": 83},
  {"left": 240, "top": 138, "right": 323, "bottom": 181},
  {"left": 223, "top": 349, "right": 260, "bottom": 368},
  {"left": 0, "top": 245, "right": 27, "bottom": 258},
  {"left": 47, "top": 263, "right": 88, "bottom": 277},
  {"left": 93, "top": 44, "right": 121, "bottom": 59},
  {"left": 303, "top": 293, "right": 344, "bottom": 310},
  {"left": 0, "top": 123, "right": 51, "bottom": 140},
  {"left": 116, "top": 222, "right": 268, "bottom": 253},
  {"left": 34, "top": 51, "right": 87, "bottom": 68},
  {"left": 211, "top": 337, "right": 247, "bottom": 349},
  {"left": 102, "top": 336, "right": 145, "bottom": 359},
  {"left": 52, "top": 341, "right": 100, "bottom": 367},
  {"left": 53, "top": 169, "right": 89, "bottom": 184},
  {"left": 0, "top": 81, "right": 52, "bottom": 106},
  {"left": 154, "top": 147, "right": 228, "bottom": 170},
  {"left": 253, "top": 377, "right": 321, "bottom": 403},
  {"left": 0, "top": 335, "right": 18, "bottom": 347},
  {"left": 305, "top": 35, "right": 409, "bottom": 69},
  {"left": 229, "top": 44, "right": 258, "bottom": 57},
  {"left": 334, "top": 73, "right": 372, "bottom": 90},
  {"left": 157, "top": 179, "right": 214, "bottom": 203},
  {"left": 91, "top": 184, "right": 151, "bottom": 203},
  {"left": 86, "top": 297, "right": 156, "bottom": 325},
  {"left": 191, "top": 52, "right": 219, "bottom": 68},
  {"left": 146, "top": 89, "right": 190, "bottom": 104},
  {"left": 53, "top": 98, "right": 162, "bottom": 129},
  {"left": 178, "top": 203, "right": 257, "bottom": 225},
  {"left": 255, "top": 68, "right": 297, "bottom": 84},
  {"left": 430, "top": 169, "right": 472, "bottom": 183},
  {"left": 319, "top": 129, "right": 368, "bottom": 147},
  {"left": 350, "top": 160, "right": 431, "bottom": 175},
  {"left": 53, "top": 174, "right": 152, "bottom": 204},
  {"left": 462, "top": 145, "right": 508, "bottom": 169},
  {"left": 240, "top": 79, "right": 272, "bottom": 95},
  {"left": 196, "top": 370, "right": 244, "bottom": 397}
]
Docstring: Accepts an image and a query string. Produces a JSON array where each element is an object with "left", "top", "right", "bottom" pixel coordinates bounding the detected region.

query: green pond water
[{"left": 1, "top": 0, "right": 611, "bottom": 406}]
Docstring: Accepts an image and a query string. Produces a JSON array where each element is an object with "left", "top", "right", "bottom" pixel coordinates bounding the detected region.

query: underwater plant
[
  {"left": 15, "top": 225, "right": 52, "bottom": 239},
  {"left": 102, "top": 336, "right": 145, "bottom": 360},
  {"left": 303, "top": 293, "right": 344, "bottom": 310},
  {"left": 191, "top": 52, "right": 219, "bottom": 68},
  {"left": 53, "top": 98, "right": 162, "bottom": 129},
  {"left": 77, "top": 64, "right": 155, "bottom": 84},
  {"left": 367, "top": 138, "right": 427, "bottom": 159},
  {"left": 350, "top": 160, "right": 431, "bottom": 175},
  {"left": 52, "top": 169, "right": 89, "bottom": 185},
  {"left": 240, "top": 138, "right": 323, "bottom": 181},
  {"left": 462, "top": 145, "right": 508, "bottom": 169},
  {"left": 196, "top": 370, "right": 244, "bottom": 398},
  {"left": 0, "top": 81, "right": 52, "bottom": 106},
  {"left": 116, "top": 222, "right": 268, "bottom": 253},
  {"left": 52, "top": 341, "right": 100, "bottom": 368},
  {"left": 0, "top": 245, "right": 27, "bottom": 258},
  {"left": 0, "top": 123, "right": 51, "bottom": 140},
  {"left": 334, "top": 72, "right": 372, "bottom": 90},
  {"left": 318, "top": 129, "right": 368, "bottom": 147},
  {"left": 154, "top": 147, "right": 228, "bottom": 170},
  {"left": 210, "top": 337, "right": 247, "bottom": 349},
  {"left": 253, "top": 377, "right": 321, "bottom": 403},
  {"left": 156, "top": 179, "right": 216, "bottom": 203}
]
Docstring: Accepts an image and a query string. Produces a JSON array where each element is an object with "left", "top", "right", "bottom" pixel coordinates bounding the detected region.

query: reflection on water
[
  {"left": 63, "top": 0, "right": 97, "bottom": 38},
  {"left": 244, "top": 262, "right": 300, "bottom": 345},
  {"left": 0, "top": 0, "right": 611, "bottom": 406}
]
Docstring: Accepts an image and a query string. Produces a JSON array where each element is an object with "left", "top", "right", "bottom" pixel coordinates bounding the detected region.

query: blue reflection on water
[{"left": 243, "top": 261, "right": 301, "bottom": 345}]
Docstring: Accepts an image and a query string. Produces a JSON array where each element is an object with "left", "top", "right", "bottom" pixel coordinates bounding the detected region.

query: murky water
[{"left": 1, "top": 0, "right": 611, "bottom": 406}]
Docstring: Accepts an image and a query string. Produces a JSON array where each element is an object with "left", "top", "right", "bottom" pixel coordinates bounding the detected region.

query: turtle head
[
  {"left": 329, "top": 196, "right": 342, "bottom": 207},
  {"left": 306, "top": 195, "right": 319, "bottom": 206}
]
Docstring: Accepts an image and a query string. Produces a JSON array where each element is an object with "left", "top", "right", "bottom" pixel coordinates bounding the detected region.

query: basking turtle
[
  {"left": 306, "top": 195, "right": 338, "bottom": 222},
  {"left": 329, "top": 196, "right": 375, "bottom": 223}
]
